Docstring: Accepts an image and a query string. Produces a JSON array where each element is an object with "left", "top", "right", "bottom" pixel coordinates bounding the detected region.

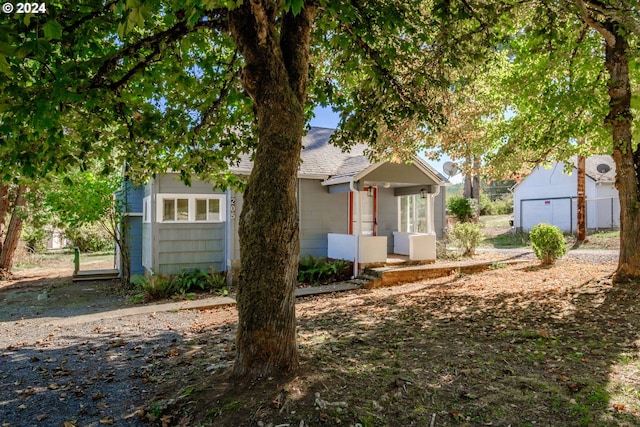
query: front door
[{"left": 350, "top": 187, "right": 376, "bottom": 236}]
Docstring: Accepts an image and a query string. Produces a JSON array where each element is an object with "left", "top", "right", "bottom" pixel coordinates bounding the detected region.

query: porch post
[{"left": 427, "top": 194, "right": 436, "bottom": 235}]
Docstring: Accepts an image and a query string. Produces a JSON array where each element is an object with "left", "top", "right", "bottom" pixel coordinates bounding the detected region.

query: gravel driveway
[{"left": 0, "top": 278, "right": 205, "bottom": 427}]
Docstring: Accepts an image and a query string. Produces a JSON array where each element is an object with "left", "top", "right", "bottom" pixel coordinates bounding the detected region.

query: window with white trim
[
  {"left": 195, "top": 198, "right": 221, "bottom": 221},
  {"left": 156, "top": 194, "right": 226, "bottom": 223}
]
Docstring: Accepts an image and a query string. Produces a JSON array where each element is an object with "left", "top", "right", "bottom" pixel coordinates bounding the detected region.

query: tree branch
[
  {"left": 575, "top": 0, "right": 616, "bottom": 47},
  {"left": 89, "top": 16, "right": 227, "bottom": 90}
]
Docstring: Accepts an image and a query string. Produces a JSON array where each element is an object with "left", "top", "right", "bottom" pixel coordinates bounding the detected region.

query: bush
[
  {"left": 479, "top": 193, "right": 513, "bottom": 216},
  {"left": 298, "top": 256, "right": 351, "bottom": 284},
  {"left": 65, "top": 223, "right": 112, "bottom": 252},
  {"left": 450, "top": 222, "right": 483, "bottom": 257},
  {"left": 529, "top": 223, "right": 567, "bottom": 265},
  {"left": 172, "top": 268, "right": 226, "bottom": 294},
  {"left": 21, "top": 225, "right": 48, "bottom": 253},
  {"left": 447, "top": 196, "right": 478, "bottom": 222},
  {"left": 131, "top": 268, "right": 227, "bottom": 302},
  {"left": 131, "top": 274, "right": 175, "bottom": 301}
]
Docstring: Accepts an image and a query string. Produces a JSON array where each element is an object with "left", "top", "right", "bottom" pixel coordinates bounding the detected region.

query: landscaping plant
[
  {"left": 447, "top": 196, "right": 479, "bottom": 222},
  {"left": 451, "top": 222, "right": 483, "bottom": 257},
  {"left": 529, "top": 223, "right": 567, "bottom": 265},
  {"left": 298, "top": 256, "right": 350, "bottom": 284}
]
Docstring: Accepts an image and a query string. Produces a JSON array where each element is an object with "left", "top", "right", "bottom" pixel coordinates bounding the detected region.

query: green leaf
[
  {"left": 0, "top": 54, "right": 9, "bottom": 75},
  {"left": 42, "top": 20, "right": 63, "bottom": 40},
  {"left": 284, "top": 0, "right": 304, "bottom": 15}
]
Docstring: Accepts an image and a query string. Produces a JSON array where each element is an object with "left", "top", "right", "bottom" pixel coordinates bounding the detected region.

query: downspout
[{"left": 349, "top": 178, "right": 359, "bottom": 278}]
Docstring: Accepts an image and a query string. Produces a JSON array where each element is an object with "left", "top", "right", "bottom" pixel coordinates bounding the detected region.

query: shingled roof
[{"left": 232, "top": 127, "right": 447, "bottom": 184}]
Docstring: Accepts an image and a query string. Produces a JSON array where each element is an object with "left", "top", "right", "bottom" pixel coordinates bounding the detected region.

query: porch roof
[{"left": 321, "top": 155, "right": 447, "bottom": 188}]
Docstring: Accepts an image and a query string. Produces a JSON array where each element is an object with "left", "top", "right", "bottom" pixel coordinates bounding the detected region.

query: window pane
[
  {"left": 208, "top": 199, "right": 220, "bottom": 221},
  {"left": 163, "top": 199, "right": 175, "bottom": 221},
  {"left": 196, "top": 199, "right": 207, "bottom": 221},
  {"left": 176, "top": 199, "right": 189, "bottom": 221}
]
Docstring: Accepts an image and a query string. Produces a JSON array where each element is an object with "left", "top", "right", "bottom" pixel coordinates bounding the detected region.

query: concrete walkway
[{"left": 46, "top": 283, "right": 363, "bottom": 326}]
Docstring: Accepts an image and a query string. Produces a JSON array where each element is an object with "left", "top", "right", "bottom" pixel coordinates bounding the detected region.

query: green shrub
[
  {"left": 65, "top": 223, "right": 112, "bottom": 252},
  {"left": 480, "top": 193, "right": 514, "bottom": 216},
  {"left": 529, "top": 223, "right": 567, "bottom": 265},
  {"left": 131, "top": 274, "right": 175, "bottom": 301},
  {"left": 298, "top": 255, "right": 351, "bottom": 284},
  {"left": 172, "top": 268, "right": 226, "bottom": 294},
  {"left": 131, "top": 268, "right": 227, "bottom": 302},
  {"left": 447, "top": 196, "right": 479, "bottom": 222},
  {"left": 450, "top": 222, "right": 483, "bottom": 257},
  {"left": 21, "top": 225, "right": 48, "bottom": 253}
]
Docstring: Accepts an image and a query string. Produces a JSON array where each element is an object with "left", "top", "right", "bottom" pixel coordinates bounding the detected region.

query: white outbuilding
[{"left": 513, "top": 155, "right": 620, "bottom": 232}]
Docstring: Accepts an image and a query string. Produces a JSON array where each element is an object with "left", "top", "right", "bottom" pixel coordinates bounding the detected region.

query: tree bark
[
  {"left": 603, "top": 22, "right": 640, "bottom": 282},
  {"left": 0, "top": 184, "right": 8, "bottom": 248},
  {"left": 0, "top": 185, "right": 27, "bottom": 275},
  {"left": 229, "top": 3, "right": 316, "bottom": 379}
]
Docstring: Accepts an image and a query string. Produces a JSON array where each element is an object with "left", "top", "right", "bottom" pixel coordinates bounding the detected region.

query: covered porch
[{"left": 321, "top": 158, "right": 447, "bottom": 273}]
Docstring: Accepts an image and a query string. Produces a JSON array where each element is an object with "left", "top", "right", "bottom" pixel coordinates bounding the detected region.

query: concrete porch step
[{"left": 365, "top": 259, "right": 528, "bottom": 288}]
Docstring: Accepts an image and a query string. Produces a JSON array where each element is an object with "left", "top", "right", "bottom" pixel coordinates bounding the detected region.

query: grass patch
[{"left": 483, "top": 231, "right": 530, "bottom": 248}]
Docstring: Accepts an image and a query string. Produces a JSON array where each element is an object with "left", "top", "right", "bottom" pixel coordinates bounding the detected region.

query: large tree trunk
[
  {"left": 229, "top": 4, "right": 315, "bottom": 379},
  {"left": 0, "top": 185, "right": 27, "bottom": 276},
  {"left": 604, "top": 23, "right": 640, "bottom": 282}
]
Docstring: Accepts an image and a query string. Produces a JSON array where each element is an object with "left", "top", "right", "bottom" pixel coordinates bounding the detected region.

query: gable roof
[
  {"left": 232, "top": 126, "right": 447, "bottom": 185},
  {"left": 514, "top": 155, "right": 616, "bottom": 191}
]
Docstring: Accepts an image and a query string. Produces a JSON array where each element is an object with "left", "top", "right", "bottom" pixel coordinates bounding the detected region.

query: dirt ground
[
  {"left": 157, "top": 253, "right": 638, "bottom": 427},
  {"left": 2, "top": 249, "right": 638, "bottom": 427}
]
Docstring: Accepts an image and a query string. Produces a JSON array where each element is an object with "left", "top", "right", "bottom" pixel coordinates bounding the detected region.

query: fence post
[{"left": 73, "top": 247, "right": 80, "bottom": 274}]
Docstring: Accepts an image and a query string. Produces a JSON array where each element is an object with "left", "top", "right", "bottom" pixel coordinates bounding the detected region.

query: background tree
[
  {"left": 44, "top": 169, "right": 127, "bottom": 281},
  {"left": 0, "top": 184, "right": 28, "bottom": 277},
  {"left": 484, "top": 0, "right": 639, "bottom": 281}
]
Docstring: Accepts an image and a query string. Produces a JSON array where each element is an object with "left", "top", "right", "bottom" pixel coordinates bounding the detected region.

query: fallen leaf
[
  {"left": 99, "top": 416, "right": 114, "bottom": 424},
  {"left": 613, "top": 403, "right": 625, "bottom": 412},
  {"left": 92, "top": 392, "right": 105, "bottom": 401}
]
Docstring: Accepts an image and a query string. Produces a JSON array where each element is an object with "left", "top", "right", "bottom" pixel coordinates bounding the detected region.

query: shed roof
[{"left": 582, "top": 155, "right": 616, "bottom": 183}]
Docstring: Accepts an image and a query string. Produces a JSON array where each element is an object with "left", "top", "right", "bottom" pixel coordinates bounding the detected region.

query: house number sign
[{"left": 230, "top": 197, "right": 236, "bottom": 219}]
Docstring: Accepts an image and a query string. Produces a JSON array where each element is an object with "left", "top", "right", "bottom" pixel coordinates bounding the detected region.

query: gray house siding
[
  {"left": 299, "top": 179, "right": 348, "bottom": 258},
  {"left": 157, "top": 174, "right": 219, "bottom": 194},
  {"left": 156, "top": 223, "right": 225, "bottom": 274}
]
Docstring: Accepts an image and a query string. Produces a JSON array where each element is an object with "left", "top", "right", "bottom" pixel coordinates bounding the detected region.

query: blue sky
[{"left": 309, "top": 106, "right": 462, "bottom": 183}]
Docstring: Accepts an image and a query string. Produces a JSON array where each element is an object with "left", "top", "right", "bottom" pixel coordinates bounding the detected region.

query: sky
[{"left": 309, "top": 106, "right": 463, "bottom": 184}]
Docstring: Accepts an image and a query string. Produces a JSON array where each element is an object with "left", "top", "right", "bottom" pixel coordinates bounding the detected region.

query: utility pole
[{"left": 577, "top": 153, "right": 586, "bottom": 242}]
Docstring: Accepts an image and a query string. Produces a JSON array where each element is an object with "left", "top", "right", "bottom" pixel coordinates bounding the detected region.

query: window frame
[{"left": 156, "top": 194, "right": 226, "bottom": 223}]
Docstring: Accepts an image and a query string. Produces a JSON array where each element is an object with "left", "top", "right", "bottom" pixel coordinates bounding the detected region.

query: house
[
  {"left": 513, "top": 155, "right": 620, "bottom": 232},
  {"left": 119, "top": 127, "right": 448, "bottom": 280}
]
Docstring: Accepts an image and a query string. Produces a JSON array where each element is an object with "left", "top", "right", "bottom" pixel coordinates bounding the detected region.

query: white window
[
  {"left": 143, "top": 196, "right": 151, "bottom": 223},
  {"left": 195, "top": 198, "right": 221, "bottom": 221},
  {"left": 156, "top": 194, "right": 226, "bottom": 223},
  {"left": 399, "top": 195, "right": 428, "bottom": 233}
]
